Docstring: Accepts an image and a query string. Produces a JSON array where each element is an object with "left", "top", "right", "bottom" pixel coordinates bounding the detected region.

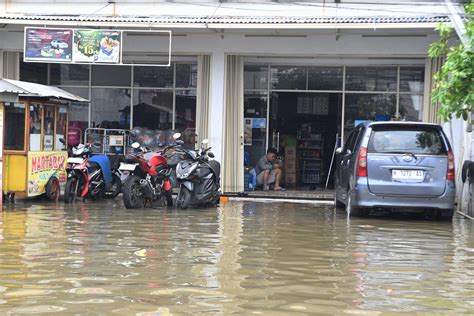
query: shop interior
[{"left": 244, "top": 92, "right": 341, "bottom": 190}]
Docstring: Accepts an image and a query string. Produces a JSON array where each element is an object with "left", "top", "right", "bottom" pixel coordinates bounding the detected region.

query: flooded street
[{"left": 1, "top": 200, "right": 474, "bottom": 315}]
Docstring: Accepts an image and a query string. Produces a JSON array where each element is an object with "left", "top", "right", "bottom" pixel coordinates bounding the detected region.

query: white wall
[{"left": 443, "top": 119, "right": 474, "bottom": 214}]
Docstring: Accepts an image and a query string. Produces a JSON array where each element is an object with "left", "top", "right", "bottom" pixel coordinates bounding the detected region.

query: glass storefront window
[
  {"left": 92, "top": 65, "right": 131, "bottom": 86},
  {"left": 91, "top": 88, "right": 131, "bottom": 129},
  {"left": 344, "top": 94, "right": 396, "bottom": 131},
  {"left": 43, "top": 106, "right": 56, "bottom": 151},
  {"left": 244, "top": 65, "right": 268, "bottom": 90},
  {"left": 176, "top": 63, "right": 198, "bottom": 88},
  {"left": 29, "top": 103, "right": 42, "bottom": 151},
  {"left": 4, "top": 103, "right": 26, "bottom": 151},
  {"left": 244, "top": 92, "right": 268, "bottom": 166},
  {"left": 175, "top": 90, "right": 197, "bottom": 148},
  {"left": 399, "top": 94, "right": 423, "bottom": 121},
  {"left": 50, "top": 64, "right": 90, "bottom": 86},
  {"left": 20, "top": 60, "right": 48, "bottom": 85},
  {"left": 132, "top": 89, "right": 173, "bottom": 131},
  {"left": 55, "top": 107, "right": 68, "bottom": 150},
  {"left": 346, "top": 67, "right": 397, "bottom": 92},
  {"left": 271, "top": 66, "right": 306, "bottom": 90},
  {"left": 400, "top": 67, "right": 424, "bottom": 93},
  {"left": 60, "top": 87, "right": 89, "bottom": 142},
  {"left": 133, "top": 66, "right": 173, "bottom": 88},
  {"left": 308, "top": 67, "right": 343, "bottom": 91}
]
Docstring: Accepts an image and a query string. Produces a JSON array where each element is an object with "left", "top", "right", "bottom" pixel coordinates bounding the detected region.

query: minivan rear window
[{"left": 368, "top": 126, "right": 447, "bottom": 155}]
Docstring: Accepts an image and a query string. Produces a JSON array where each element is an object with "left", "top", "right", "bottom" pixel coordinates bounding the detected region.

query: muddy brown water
[{"left": 1, "top": 200, "right": 473, "bottom": 315}]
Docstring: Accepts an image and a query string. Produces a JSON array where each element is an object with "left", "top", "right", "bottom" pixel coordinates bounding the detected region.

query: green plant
[{"left": 428, "top": 4, "right": 473, "bottom": 121}]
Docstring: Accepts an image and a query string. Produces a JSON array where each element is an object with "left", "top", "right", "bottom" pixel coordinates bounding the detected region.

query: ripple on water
[{"left": 6, "top": 305, "right": 66, "bottom": 314}]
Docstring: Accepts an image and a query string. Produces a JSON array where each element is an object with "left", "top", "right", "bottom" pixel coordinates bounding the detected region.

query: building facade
[{"left": 1, "top": 0, "right": 468, "bottom": 196}]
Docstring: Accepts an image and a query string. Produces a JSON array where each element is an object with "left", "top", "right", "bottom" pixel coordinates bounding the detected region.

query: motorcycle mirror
[
  {"left": 202, "top": 139, "right": 209, "bottom": 145},
  {"left": 59, "top": 138, "right": 65, "bottom": 144},
  {"left": 131, "top": 142, "right": 140, "bottom": 149},
  {"left": 173, "top": 132, "right": 181, "bottom": 140},
  {"left": 93, "top": 141, "right": 102, "bottom": 147},
  {"left": 208, "top": 152, "right": 215, "bottom": 158}
]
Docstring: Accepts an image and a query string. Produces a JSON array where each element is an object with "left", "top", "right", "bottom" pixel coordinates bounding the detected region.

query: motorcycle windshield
[{"left": 89, "top": 155, "right": 113, "bottom": 184}]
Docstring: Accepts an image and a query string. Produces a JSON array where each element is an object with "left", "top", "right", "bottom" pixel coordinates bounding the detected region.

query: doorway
[{"left": 244, "top": 91, "right": 341, "bottom": 191}]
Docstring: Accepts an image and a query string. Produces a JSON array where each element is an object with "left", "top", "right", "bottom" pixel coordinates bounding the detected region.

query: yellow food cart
[{"left": 1, "top": 78, "right": 88, "bottom": 202}]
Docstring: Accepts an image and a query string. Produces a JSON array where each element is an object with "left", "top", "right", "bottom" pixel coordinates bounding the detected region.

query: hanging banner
[
  {"left": 73, "top": 30, "right": 121, "bottom": 63},
  {"left": 24, "top": 28, "right": 73, "bottom": 62}
]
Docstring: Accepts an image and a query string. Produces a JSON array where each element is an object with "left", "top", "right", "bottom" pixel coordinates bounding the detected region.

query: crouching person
[{"left": 255, "top": 148, "right": 285, "bottom": 191}]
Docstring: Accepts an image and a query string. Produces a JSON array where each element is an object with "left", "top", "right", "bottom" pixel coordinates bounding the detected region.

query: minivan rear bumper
[{"left": 351, "top": 179, "right": 455, "bottom": 210}]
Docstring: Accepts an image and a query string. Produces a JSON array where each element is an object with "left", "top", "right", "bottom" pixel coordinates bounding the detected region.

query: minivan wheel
[
  {"left": 334, "top": 189, "right": 344, "bottom": 209},
  {"left": 345, "top": 193, "right": 361, "bottom": 217},
  {"left": 435, "top": 209, "right": 454, "bottom": 221}
]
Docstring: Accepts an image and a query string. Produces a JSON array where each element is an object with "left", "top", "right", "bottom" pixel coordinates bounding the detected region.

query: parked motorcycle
[
  {"left": 175, "top": 139, "right": 221, "bottom": 209},
  {"left": 64, "top": 142, "right": 122, "bottom": 203},
  {"left": 119, "top": 133, "right": 182, "bottom": 209}
]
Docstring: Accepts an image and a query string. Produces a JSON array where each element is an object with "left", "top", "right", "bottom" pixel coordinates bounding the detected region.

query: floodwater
[{"left": 1, "top": 200, "right": 474, "bottom": 315}]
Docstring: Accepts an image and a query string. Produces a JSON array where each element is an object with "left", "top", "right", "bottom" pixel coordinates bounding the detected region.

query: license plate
[
  {"left": 119, "top": 163, "right": 137, "bottom": 171},
  {"left": 392, "top": 169, "right": 424, "bottom": 181},
  {"left": 67, "top": 157, "right": 84, "bottom": 164}
]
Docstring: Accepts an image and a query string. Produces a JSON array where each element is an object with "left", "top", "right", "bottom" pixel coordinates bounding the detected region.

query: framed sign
[
  {"left": 24, "top": 28, "right": 73, "bottom": 62},
  {"left": 73, "top": 30, "right": 121, "bottom": 63}
]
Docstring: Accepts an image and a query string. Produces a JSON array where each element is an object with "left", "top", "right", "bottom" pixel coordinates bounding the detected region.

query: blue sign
[{"left": 252, "top": 118, "right": 266, "bottom": 129}]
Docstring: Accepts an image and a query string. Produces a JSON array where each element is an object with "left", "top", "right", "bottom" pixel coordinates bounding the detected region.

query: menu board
[
  {"left": 73, "top": 30, "right": 121, "bottom": 63},
  {"left": 24, "top": 28, "right": 73, "bottom": 62}
]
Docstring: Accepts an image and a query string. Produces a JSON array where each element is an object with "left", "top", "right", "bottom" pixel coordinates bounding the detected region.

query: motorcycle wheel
[
  {"left": 165, "top": 189, "right": 173, "bottom": 207},
  {"left": 64, "top": 177, "right": 78, "bottom": 203},
  {"left": 123, "top": 175, "right": 144, "bottom": 209},
  {"left": 103, "top": 173, "right": 122, "bottom": 199},
  {"left": 176, "top": 185, "right": 191, "bottom": 209},
  {"left": 45, "top": 177, "right": 60, "bottom": 202}
]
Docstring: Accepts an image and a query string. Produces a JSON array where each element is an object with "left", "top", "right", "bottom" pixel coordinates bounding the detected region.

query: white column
[
  {"left": 0, "top": 51, "right": 4, "bottom": 78},
  {"left": 208, "top": 51, "right": 226, "bottom": 163}
]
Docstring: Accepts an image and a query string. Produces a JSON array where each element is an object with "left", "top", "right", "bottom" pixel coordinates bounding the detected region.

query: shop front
[
  {"left": 0, "top": 0, "right": 453, "bottom": 194},
  {"left": 243, "top": 63, "right": 425, "bottom": 190}
]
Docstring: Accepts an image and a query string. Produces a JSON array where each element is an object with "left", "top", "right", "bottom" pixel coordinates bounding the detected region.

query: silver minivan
[{"left": 334, "top": 122, "right": 456, "bottom": 219}]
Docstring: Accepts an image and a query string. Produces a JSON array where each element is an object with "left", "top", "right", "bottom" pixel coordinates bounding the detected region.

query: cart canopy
[{"left": 0, "top": 78, "right": 88, "bottom": 102}]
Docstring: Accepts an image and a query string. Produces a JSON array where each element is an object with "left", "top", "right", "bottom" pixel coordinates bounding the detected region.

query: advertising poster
[
  {"left": 73, "top": 30, "right": 121, "bottom": 63},
  {"left": 24, "top": 28, "right": 73, "bottom": 62},
  {"left": 244, "top": 118, "right": 253, "bottom": 146},
  {"left": 27, "top": 152, "right": 68, "bottom": 197}
]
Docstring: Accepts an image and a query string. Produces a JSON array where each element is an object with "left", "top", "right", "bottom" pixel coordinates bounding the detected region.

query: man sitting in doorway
[{"left": 255, "top": 148, "right": 286, "bottom": 191}]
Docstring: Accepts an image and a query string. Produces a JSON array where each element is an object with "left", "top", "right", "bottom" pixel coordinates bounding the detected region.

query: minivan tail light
[
  {"left": 447, "top": 150, "right": 455, "bottom": 180},
  {"left": 357, "top": 147, "right": 368, "bottom": 177}
]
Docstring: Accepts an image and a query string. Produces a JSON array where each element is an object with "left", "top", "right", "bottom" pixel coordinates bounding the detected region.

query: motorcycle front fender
[
  {"left": 182, "top": 181, "right": 193, "bottom": 192},
  {"left": 81, "top": 172, "right": 90, "bottom": 198}
]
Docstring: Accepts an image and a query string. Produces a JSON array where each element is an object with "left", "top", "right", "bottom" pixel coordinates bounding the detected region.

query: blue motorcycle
[{"left": 64, "top": 143, "right": 122, "bottom": 203}]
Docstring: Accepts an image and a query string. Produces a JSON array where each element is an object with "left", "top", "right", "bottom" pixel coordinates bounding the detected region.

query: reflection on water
[{"left": 1, "top": 200, "right": 474, "bottom": 314}]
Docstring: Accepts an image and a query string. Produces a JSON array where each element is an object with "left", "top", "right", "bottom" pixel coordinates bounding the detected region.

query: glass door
[{"left": 243, "top": 92, "right": 268, "bottom": 168}]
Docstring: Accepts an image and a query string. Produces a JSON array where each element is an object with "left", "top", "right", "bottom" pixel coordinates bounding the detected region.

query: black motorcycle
[{"left": 175, "top": 139, "right": 221, "bottom": 209}]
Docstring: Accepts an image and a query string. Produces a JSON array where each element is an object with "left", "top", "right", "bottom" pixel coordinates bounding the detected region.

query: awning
[{"left": 0, "top": 78, "right": 88, "bottom": 102}]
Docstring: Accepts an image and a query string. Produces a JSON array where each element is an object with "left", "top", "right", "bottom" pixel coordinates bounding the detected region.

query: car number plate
[
  {"left": 119, "top": 163, "right": 137, "bottom": 171},
  {"left": 392, "top": 169, "right": 424, "bottom": 181},
  {"left": 67, "top": 157, "right": 84, "bottom": 164}
]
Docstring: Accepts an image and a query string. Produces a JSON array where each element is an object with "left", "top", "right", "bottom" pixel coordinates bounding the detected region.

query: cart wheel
[{"left": 45, "top": 177, "right": 60, "bottom": 202}]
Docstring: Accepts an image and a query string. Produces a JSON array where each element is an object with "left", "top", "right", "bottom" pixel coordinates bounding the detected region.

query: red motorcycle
[{"left": 119, "top": 135, "right": 182, "bottom": 209}]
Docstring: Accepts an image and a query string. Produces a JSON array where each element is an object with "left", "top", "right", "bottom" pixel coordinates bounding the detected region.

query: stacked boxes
[{"left": 284, "top": 146, "right": 297, "bottom": 187}]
